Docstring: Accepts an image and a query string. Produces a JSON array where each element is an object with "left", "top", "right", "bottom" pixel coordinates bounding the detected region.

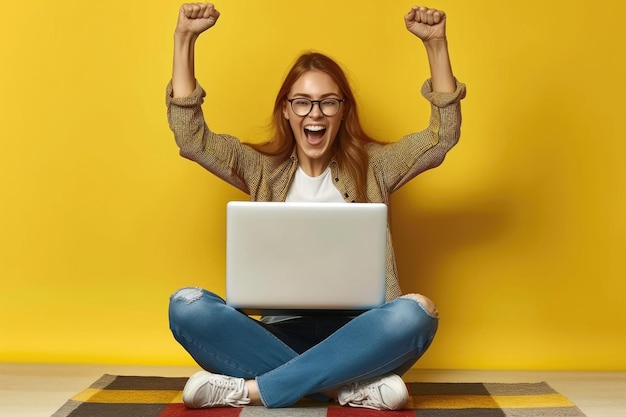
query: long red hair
[{"left": 247, "top": 52, "right": 381, "bottom": 202}]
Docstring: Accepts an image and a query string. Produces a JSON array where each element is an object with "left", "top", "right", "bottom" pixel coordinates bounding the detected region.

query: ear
[{"left": 283, "top": 101, "right": 290, "bottom": 120}]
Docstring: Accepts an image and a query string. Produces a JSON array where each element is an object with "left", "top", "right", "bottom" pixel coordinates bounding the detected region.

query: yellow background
[{"left": 1, "top": 0, "right": 624, "bottom": 370}]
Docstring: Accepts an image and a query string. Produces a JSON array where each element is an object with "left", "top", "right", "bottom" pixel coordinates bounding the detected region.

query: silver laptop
[{"left": 225, "top": 201, "right": 387, "bottom": 315}]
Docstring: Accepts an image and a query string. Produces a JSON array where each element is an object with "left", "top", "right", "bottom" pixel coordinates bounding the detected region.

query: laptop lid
[{"left": 225, "top": 201, "right": 387, "bottom": 315}]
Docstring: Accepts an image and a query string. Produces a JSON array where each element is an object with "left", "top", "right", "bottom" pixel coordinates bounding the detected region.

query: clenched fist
[
  {"left": 175, "top": 3, "right": 221, "bottom": 36},
  {"left": 404, "top": 6, "right": 447, "bottom": 42}
]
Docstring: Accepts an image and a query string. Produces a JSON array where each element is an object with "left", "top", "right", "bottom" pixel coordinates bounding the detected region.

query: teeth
[{"left": 304, "top": 125, "right": 325, "bottom": 132}]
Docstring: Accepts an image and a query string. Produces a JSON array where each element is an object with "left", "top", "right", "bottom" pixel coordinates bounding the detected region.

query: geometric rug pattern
[{"left": 51, "top": 374, "right": 587, "bottom": 417}]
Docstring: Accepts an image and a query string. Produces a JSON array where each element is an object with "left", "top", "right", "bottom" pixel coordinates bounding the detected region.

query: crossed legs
[{"left": 169, "top": 287, "right": 438, "bottom": 408}]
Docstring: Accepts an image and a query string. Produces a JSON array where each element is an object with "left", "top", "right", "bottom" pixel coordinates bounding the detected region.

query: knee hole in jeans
[
  {"left": 399, "top": 293, "right": 439, "bottom": 318},
  {"left": 170, "top": 286, "right": 204, "bottom": 304}
]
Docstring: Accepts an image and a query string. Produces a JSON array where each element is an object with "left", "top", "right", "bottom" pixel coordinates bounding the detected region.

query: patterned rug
[{"left": 51, "top": 374, "right": 587, "bottom": 416}]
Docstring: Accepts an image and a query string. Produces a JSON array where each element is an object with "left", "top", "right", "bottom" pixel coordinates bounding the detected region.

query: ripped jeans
[{"left": 168, "top": 288, "right": 438, "bottom": 408}]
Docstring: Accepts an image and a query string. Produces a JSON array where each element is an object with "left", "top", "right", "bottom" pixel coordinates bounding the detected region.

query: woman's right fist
[{"left": 175, "top": 3, "right": 220, "bottom": 36}]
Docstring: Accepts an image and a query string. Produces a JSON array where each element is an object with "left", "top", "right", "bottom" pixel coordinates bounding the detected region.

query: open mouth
[{"left": 304, "top": 125, "right": 327, "bottom": 144}]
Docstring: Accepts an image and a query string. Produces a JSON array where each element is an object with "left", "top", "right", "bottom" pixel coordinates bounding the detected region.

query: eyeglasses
[{"left": 286, "top": 97, "right": 345, "bottom": 117}]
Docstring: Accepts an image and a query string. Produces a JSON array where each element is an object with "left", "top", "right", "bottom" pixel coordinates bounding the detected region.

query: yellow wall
[{"left": 1, "top": 0, "right": 624, "bottom": 370}]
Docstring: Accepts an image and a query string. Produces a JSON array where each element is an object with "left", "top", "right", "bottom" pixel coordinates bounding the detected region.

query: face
[{"left": 283, "top": 70, "right": 344, "bottom": 175}]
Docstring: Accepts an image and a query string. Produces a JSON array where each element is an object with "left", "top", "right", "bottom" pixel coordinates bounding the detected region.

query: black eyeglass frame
[{"left": 286, "top": 97, "right": 345, "bottom": 117}]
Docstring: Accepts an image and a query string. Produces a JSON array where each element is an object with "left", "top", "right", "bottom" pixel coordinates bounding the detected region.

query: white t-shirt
[{"left": 285, "top": 166, "right": 345, "bottom": 203}]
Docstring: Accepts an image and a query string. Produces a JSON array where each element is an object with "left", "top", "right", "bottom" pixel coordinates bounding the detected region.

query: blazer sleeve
[
  {"left": 166, "top": 81, "right": 258, "bottom": 194},
  {"left": 370, "top": 78, "right": 467, "bottom": 193}
]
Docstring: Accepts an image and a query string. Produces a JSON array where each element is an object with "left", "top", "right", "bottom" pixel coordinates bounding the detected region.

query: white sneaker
[
  {"left": 182, "top": 371, "right": 251, "bottom": 408},
  {"left": 337, "top": 374, "right": 409, "bottom": 410}
]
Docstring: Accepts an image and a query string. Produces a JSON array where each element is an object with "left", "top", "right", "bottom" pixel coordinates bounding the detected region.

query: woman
[{"left": 167, "top": 3, "right": 466, "bottom": 410}]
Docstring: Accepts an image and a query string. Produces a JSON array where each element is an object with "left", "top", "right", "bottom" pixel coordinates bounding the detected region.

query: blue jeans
[{"left": 168, "top": 287, "right": 438, "bottom": 408}]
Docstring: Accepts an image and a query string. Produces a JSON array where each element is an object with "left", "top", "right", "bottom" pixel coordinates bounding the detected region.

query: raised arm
[
  {"left": 172, "top": 3, "right": 220, "bottom": 98},
  {"left": 404, "top": 6, "right": 455, "bottom": 93}
]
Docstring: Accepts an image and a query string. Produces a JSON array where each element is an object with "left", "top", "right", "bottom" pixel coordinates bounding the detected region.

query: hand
[
  {"left": 404, "top": 6, "right": 447, "bottom": 43},
  {"left": 175, "top": 3, "right": 220, "bottom": 37}
]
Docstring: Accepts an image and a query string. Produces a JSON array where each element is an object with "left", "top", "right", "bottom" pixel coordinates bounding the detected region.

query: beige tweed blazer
[{"left": 166, "top": 78, "right": 466, "bottom": 301}]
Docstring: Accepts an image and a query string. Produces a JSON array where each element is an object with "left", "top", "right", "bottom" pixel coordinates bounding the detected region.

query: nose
[{"left": 308, "top": 102, "right": 324, "bottom": 118}]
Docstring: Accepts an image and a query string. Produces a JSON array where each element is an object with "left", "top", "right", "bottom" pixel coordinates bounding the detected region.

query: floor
[{"left": 1, "top": 363, "right": 625, "bottom": 417}]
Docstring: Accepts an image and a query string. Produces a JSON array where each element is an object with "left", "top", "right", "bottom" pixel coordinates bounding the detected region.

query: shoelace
[
  {"left": 343, "top": 383, "right": 383, "bottom": 408},
  {"left": 205, "top": 376, "right": 249, "bottom": 407}
]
